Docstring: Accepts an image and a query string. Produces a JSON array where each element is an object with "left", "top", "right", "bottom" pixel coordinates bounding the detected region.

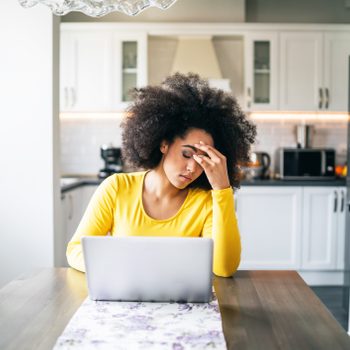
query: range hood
[{"left": 171, "top": 36, "right": 231, "bottom": 92}]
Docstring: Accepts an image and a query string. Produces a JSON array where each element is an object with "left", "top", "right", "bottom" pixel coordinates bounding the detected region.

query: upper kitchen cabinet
[
  {"left": 112, "top": 34, "right": 148, "bottom": 110},
  {"left": 244, "top": 32, "right": 278, "bottom": 111},
  {"left": 60, "top": 25, "right": 147, "bottom": 112},
  {"left": 60, "top": 29, "right": 113, "bottom": 112},
  {"left": 279, "top": 32, "right": 323, "bottom": 111},
  {"left": 324, "top": 32, "right": 350, "bottom": 112},
  {"left": 279, "top": 31, "right": 350, "bottom": 112}
]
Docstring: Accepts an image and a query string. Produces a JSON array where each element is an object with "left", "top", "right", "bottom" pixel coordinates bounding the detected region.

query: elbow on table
[
  {"left": 213, "top": 257, "right": 240, "bottom": 278},
  {"left": 66, "top": 242, "right": 86, "bottom": 273}
]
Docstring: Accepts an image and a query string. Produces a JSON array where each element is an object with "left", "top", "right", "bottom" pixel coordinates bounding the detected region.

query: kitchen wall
[
  {"left": 246, "top": 0, "right": 350, "bottom": 24},
  {"left": 61, "top": 0, "right": 350, "bottom": 24},
  {"left": 61, "top": 116, "right": 123, "bottom": 175},
  {"left": 0, "top": 2, "right": 60, "bottom": 288},
  {"left": 60, "top": 116, "right": 348, "bottom": 177}
]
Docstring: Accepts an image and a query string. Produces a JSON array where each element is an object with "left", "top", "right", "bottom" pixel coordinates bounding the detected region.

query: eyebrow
[{"left": 182, "top": 145, "right": 197, "bottom": 151}]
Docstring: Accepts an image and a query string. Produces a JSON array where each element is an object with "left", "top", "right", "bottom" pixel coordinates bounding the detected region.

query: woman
[{"left": 67, "top": 73, "right": 256, "bottom": 277}]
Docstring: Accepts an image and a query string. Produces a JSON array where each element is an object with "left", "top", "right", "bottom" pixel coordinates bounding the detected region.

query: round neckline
[{"left": 139, "top": 170, "right": 192, "bottom": 223}]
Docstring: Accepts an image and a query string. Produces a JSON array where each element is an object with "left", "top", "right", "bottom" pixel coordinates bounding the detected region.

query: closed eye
[{"left": 182, "top": 151, "right": 193, "bottom": 159}]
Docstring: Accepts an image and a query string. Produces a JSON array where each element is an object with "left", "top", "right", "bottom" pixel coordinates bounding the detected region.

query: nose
[{"left": 186, "top": 158, "right": 197, "bottom": 174}]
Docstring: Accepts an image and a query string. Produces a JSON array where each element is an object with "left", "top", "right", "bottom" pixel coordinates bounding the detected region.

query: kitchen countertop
[
  {"left": 61, "top": 175, "right": 347, "bottom": 192},
  {"left": 1, "top": 268, "right": 349, "bottom": 350}
]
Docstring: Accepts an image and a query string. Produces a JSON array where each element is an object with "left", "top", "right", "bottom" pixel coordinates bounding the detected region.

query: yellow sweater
[{"left": 66, "top": 171, "right": 241, "bottom": 277}]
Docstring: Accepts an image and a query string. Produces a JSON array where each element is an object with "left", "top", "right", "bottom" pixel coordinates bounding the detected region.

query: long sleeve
[
  {"left": 66, "top": 175, "right": 117, "bottom": 272},
  {"left": 202, "top": 187, "right": 241, "bottom": 277}
]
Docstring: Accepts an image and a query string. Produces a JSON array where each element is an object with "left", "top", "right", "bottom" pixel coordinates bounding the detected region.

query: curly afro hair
[{"left": 121, "top": 73, "right": 256, "bottom": 190}]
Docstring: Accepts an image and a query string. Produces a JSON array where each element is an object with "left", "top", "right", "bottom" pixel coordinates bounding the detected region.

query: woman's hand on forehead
[{"left": 192, "top": 141, "right": 230, "bottom": 190}]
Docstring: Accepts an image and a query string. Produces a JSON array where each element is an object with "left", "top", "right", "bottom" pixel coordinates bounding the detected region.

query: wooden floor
[{"left": 311, "top": 286, "right": 349, "bottom": 331}]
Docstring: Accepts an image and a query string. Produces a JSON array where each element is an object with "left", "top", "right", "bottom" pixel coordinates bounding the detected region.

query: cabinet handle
[
  {"left": 64, "top": 87, "right": 69, "bottom": 108},
  {"left": 334, "top": 191, "right": 338, "bottom": 213},
  {"left": 340, "top": 190, "right": 345, "bottom": 212},
  {"left": 325, "top": 88, "right": 329, "bottom": 109},
  {"left": 318, "top": 88, "right": 323, "bottom": 109},
  {"left": 68, "top": 194, "right": 73, "bottom": 220},
  {"left": 247, "top": 87, "right": 251, "bottom": 108},
  {"left": 70, "top": 87, "right": 76, "bottom": 107}
]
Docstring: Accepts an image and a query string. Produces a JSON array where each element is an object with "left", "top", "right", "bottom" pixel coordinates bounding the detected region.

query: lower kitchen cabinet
[
  {"left": 235, "top": 185, "right": 347, "bottom": 285},
  {"left": 300, "top": 187, "right": 346, "bottom": 270},
  {"left": 235, "top": 186, "right": 302, "bottom": 270},
  {"left": 60, "top": 184, "right": 98, "bottom": 266}
]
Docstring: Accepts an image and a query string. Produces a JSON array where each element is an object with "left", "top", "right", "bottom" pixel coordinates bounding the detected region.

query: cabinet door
[
  {"left": 60, "top": 31, "right": 74, "bottom": 112},
  {"left": 57, "top": 194, "right": 69, "bottom": 267},
  {"left": 324, "top": 32, "right": 350, "bottom": 112},
  {"left": 301, "top": 187, "right": 338, "bottom": 270},
  {"left": 236, "top": 187, "right": 302, "bottom": 269},
  {"left": 279, "top": 32, "right": 323, "bottom": 111},
  {"left": 65, "top": 188, "right": 84, "bottom": 243},
  {"left": 337, "top": 188, "right": 347, "bottom": 269},
  {"left": 244, "top": 32, "right": 278, "bottom": 111},
  {"left": 112, "top": 33, "right": 148, "bottom": 110},
  {"left": 60, "top": 30, "right": 113, "bottom": 112}
]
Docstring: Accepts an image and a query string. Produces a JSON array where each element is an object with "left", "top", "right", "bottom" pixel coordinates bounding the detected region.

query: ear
[{"left": 160, "top": 140, "right": 169, "bottom": 154}]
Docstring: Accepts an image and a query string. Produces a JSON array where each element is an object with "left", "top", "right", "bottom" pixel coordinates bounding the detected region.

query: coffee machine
[{"left": 98, "top": 144, "right": 123, "bottom": 179}]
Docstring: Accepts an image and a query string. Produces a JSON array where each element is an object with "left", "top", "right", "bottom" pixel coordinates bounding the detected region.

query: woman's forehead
[{"left": 180, "top": 129, "right": 214, "bottom": 145}]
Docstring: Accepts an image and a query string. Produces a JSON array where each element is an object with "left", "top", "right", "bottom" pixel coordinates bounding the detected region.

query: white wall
[
  {"left": 0, "top": 1, "right": 60, "bottom": 287},
  {"left": 246, "top": 0, "right": 350, "bottom": 23}
]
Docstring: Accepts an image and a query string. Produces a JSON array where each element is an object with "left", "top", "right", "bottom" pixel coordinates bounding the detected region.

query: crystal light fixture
[{"left": 19, "top": 0, "right": 178, "bottom": 17}]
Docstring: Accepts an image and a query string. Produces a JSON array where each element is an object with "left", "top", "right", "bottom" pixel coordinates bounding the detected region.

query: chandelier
[{"left": 18, "top": 0, "right": 178, "bottom": 17}]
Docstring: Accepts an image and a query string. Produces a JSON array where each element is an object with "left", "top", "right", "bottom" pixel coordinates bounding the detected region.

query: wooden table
[{"left": 0, "top": 269, "right": 349, "bottom": 350}]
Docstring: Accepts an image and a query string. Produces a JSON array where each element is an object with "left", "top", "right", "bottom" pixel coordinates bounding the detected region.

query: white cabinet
[
  {"left": 301, "top": 187, "right": 347, "bottom": 271},
  {"left": 61, "top": 187, "right": 84, "bottom": 246},
  {"left": 60, "top": 26, "right": 147, "bottom": 112},
  {"left": 324, "top": 32, "right": 350, "bottom": 111},
  {"left": 112, "top": 34, "right": 148, "bottom": 110},
  {"left": 279, "top": 32, "right": 323, "bottom": 111},
  {"left": 244, "top": 32, "right": 278, "bottom": 111},
  {"left": 235, "top": 185, "right": 347, "bottom": 284},
  {"left": 279, "top": 31, "right": 350, "bottom": 111},
  {"left": 60, "top": 184, "right": 98, "bottom": 266},
  {"left": 60, "top": 30, "right": 113, "bottom": 112},
  {"left": 236, "top": 186, "right": 302, "bottom": 269}
]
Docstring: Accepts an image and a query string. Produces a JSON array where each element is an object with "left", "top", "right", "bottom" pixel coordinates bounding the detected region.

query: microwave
[{"left": 279, "top": 148, "right": 336, "bottom": 180}]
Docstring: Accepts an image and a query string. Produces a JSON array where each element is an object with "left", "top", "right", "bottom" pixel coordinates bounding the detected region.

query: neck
[{"left": 144, "top": 164, "right": 186, "bottom": 199}]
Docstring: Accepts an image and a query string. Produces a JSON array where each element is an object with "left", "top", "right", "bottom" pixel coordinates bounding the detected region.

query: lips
[{"left": 180, "top": 174, "right": 192, "bottom": 181}]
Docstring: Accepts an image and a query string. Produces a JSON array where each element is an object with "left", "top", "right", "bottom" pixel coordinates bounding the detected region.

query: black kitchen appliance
[
  {"left": 98, "top": 144, "right": 123, "bottom": 179},
  {"left": 279, "top": 148, "right": 335, "bottom": 180}
]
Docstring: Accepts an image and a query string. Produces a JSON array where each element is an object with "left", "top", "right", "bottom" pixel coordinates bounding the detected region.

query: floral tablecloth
[{"left": 53, "top": 293, "right": 226, "bottom": 349}]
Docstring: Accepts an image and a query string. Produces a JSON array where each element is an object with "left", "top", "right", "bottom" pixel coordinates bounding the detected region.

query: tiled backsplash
[
  {"left": 252, "top": 120, "right": 348, "bottom": 176},
  {"left": 60, "top": 117, "right": 348, "bottom": 176},
  {"left": 60, "top": 117, "right": 124, "bottom": 175}
]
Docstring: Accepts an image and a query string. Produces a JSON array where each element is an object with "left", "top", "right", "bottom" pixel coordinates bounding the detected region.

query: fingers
[
  {"left": 194, "top": 142, "right": 226, "bottom": 163},
  {"left": 193, "top": 154, "right": 215, "bottom": 169}
]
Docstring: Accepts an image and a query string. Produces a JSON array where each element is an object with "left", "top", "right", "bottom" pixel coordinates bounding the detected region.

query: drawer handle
[
  {"left": 247, "top": 87, "right": 251, "bottom": 108},
  {"left": 319, "top": 88, "right": 323, "bottom": 109},
  {"left": 340, "top": 190, "right": 345, "bottom": 212},
  {"left": 325, "top": 88, "right": 329, "bottom": 109},
  {"left": 334, "top": 191, "right": 338, "bottom": 213}
]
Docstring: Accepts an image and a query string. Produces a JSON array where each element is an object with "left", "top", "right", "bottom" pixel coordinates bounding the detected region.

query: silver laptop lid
[{"left": 82, "top": 236, "right": 213, "bottom": 303}]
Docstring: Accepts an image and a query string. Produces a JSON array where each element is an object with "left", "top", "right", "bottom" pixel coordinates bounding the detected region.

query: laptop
[{"left": 82, "top": 236, "right": 213, "bottom": 303}]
